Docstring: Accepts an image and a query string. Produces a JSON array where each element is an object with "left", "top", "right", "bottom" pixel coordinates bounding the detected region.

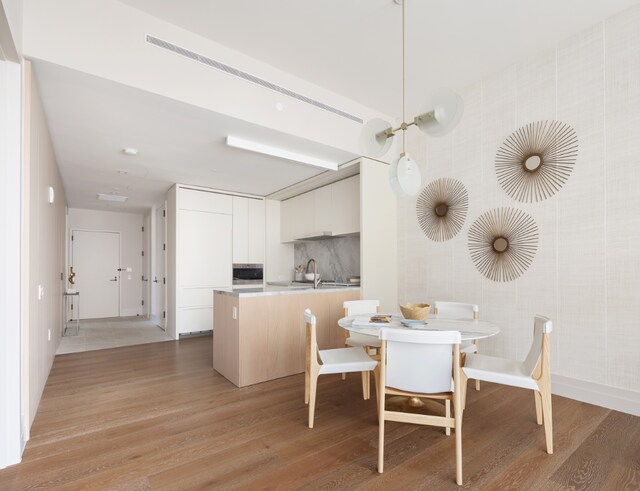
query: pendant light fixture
[{"left": 360, "top": 0, "right": 465, "bottom": 196}]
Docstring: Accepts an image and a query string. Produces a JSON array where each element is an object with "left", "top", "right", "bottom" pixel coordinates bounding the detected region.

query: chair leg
[
  {"left": 455, "top": 411, "right": 463, "bottom": 485},
  {"left": 474, "top": 340, "right": 480, "bottom": 391},
  {"left": 372, "top": 366, "right": 380, "bottom": 407},
  {"left": 534, "top": 390, "right": 543, "bottom": 425},
  {"left": 378, "top": 408, "right": 385, "bottom": 473},
  {"left": 460, "top": 371, "right": 469, "bottom": 412},
  {"left": 361, "top": 371, "right": 370, "bottom": 400},
  {"left": 445, "top": 400, "right": 451, "bottom": 436},
  {"left": 304, "top": 367, "right": 310, "bottom": 404},
  {"left": 308, "top": 370, "right": 318, "bottom": 429},
  {"left": 341, "top": 373, "right": 346, "bottom": 380},
  {"left": 475, "top": 379, "right": 480, "bottom": 391},
  {"left": 539, "top": 385, "right": 553, "bottom": 454}
]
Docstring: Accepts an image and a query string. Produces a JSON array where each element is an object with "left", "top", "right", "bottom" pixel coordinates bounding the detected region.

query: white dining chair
[
  {"left": 304, "top": 308, "right": 378, "bottom": 428},
  {"left": 377, "top": 328, "right": 464, "bottom": 486},
  {"left": 461, "top": 315, "right": 553, "bottom": 454},
  {"left": 434, "top": 301, "right": 481, "bottom": 391}
]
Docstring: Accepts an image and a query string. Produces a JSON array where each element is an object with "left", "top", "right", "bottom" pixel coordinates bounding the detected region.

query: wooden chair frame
[{"left": 378, "top": 340, "right": 464, "bottom": 485}]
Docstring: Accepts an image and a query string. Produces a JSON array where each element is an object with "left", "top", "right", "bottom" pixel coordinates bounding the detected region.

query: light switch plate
[{"left": 232, "top": 306, "right": 237, "bottom": 320}]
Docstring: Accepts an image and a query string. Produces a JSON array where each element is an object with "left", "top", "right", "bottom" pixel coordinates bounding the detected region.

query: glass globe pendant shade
[
  {"left": 415, "top": 87, "right": 464, "bottom": 137},
  {"left": 360, "top": 118, "right": 394, "bottom": 157},
  {"left": 389, "top": 154, "right": 421, "bottom": 197}
]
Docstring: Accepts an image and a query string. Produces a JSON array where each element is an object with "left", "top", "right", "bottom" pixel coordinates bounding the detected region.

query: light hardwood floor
[{"left": 1, "top": 336, "right": 638, "bottom": 490}]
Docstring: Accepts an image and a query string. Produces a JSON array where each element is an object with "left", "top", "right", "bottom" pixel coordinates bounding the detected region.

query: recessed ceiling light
[
  {"left": 97, "top": 193, "right": 128, "bottom": 202},
  {"left": 116, "top": 170, "right": 128, "bottom": 175},
  {"left": 122, "top": 148, "right": 138, "bottom": 156},
  {"left": 275, "top": 102, "right": 284, "bottom": 111}
]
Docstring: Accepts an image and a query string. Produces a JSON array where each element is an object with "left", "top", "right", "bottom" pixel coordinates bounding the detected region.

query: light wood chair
[
  {"left": 434, "top": 301, "right": 481, "bottom": 391},
  {"left": 342, "top": 300, "right": 381, "bottom": 390},
  {"left": 461, "top": 315, "right": 554, "bottom": 454},
  {"left": 377, "top": 328, "right": 464, "bottom": 486},
  {"left": 304, "top": 308, "right": 378, "bottom": 428}
]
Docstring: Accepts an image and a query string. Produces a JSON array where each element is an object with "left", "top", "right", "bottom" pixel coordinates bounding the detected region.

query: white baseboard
[
  {"left": 552, "top": 374, "right": 640, "bottom": 417},
  {"left": 120, "top": 308, "right": 142, "bottom": 317}
]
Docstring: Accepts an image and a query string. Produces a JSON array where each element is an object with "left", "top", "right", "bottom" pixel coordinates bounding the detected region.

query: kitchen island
[{"left": 213, "top": 285, "right": 360, "bottom": 387}]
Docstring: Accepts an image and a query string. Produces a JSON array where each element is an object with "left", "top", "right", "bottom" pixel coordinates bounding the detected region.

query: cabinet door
[
  {"left": 331, "top": 175, "right": 360, "bottom": 235},
  {"left": 179, "top": 209, "right": 232, "bottom": 288},
  {"left": 248, "top": 198, "right": 265, "bottom": 264},
  {"left": 280, "top": 197, "right": 294, "bottom": 243},
  {"left": 232, "top": 196, "right": 249, "bottom": 263},
  {"left": 313, "top": 184, "right": 332, "bottom": 233}
]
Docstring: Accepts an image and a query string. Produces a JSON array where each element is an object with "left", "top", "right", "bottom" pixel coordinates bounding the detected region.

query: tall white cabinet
[
  {"left": 232, "top": 196, "right": 265, "bottom": 264},
  {"left": 167, "top": 185, "right": 233, "bottom": 338},
  {"left": 166, "top": 185, "right": 269, "bottom": 338}
]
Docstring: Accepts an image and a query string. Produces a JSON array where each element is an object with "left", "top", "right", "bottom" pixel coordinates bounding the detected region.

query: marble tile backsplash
[{"left": 294, "top": 235, "right": 360, "bottom": 282}]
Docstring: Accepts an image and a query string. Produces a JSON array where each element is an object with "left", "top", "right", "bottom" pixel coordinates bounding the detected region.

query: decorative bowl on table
[{"left": 400, "top": 303, "right": 430, "bottom": 321}]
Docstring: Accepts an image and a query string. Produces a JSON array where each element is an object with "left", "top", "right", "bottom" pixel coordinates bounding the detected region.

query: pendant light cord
[{"left": 402, "top": 0, "right": 406, "bottom": 153}]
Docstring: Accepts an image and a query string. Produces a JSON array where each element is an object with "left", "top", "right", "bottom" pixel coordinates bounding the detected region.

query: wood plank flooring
[{"left": 0, "top": 336, "right": 637, "bottom": 490}]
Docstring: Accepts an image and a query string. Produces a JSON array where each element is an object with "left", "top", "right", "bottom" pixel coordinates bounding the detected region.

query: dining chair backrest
[
  {"left": 379, "top": 328, "right": 461, "bottom": 394},
  {"left": 343, "top": 299, "right": 380, "bottom": 316},
  {"left": 434, "top": 301, "right": 479, "bottom": 320},
  {"left": 523, "top": 315, "right": 553, "bottom": 376}
]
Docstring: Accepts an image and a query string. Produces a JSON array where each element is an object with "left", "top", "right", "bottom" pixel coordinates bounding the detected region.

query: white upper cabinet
[
  {"left": 280, "top": 175, "right": 360, "bottom": 242},
  {"left": 233, "top": 196, "right": 265, "bottom": 264}
]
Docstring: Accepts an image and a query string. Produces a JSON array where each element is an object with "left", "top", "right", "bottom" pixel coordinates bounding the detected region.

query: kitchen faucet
[{"left": 306, "top": 258, "right": 320, "bottom": 289}]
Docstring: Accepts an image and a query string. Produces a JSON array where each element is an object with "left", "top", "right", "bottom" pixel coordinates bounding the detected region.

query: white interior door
[
  {"left": 71, "top": 230, "right": 120, "bottom": 319},
  {"left": 153, "top": 205, "right": 166, "bottom": 329}
]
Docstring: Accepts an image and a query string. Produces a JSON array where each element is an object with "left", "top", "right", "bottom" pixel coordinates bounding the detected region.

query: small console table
[{"left": 63, "top": 292, "right": 80, "bottom": 336}]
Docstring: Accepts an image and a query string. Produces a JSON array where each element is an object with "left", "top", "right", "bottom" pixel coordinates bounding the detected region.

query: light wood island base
[{"left": 213, "top": 288, "right": 360, "bottom": 387}]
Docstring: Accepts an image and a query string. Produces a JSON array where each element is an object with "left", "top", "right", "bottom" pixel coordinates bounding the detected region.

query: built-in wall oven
[{"left": 232, "top": 264, "right": 264, "bottom": 287}]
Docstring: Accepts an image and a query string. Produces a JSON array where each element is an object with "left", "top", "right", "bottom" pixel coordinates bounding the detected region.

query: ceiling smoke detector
[{"left": 122, "top": 148, "right": 138, "bottom": 156}]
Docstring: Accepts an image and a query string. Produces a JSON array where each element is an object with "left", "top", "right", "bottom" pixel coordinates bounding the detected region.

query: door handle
[
  {"left": 153, "top": 277, "right": 158, "bottom": 283},
  {"left": 110, "top": 277, "right": 118, "bottom": 282}
]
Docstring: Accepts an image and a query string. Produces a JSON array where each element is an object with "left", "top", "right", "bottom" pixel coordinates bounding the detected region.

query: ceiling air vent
[{"left": 145, "top": 34, "right": 363, "bottom": 124}]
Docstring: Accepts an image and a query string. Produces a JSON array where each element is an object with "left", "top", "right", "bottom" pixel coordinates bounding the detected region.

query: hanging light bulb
[{"left": 360, "top": 0, "right": 464, "bottom": 196}]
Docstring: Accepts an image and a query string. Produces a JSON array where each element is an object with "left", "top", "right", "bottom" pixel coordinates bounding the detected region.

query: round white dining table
[{"left": 338, "top": 313, "right": 500, "bottom": 341}]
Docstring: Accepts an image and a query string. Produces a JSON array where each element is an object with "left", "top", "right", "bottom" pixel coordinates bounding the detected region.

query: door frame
[
  {"left": 69, "top": 228, "right": 121, "bottom": 319},
  {"left": 153, "top": 202, "right": 167, "bottom": 330}
]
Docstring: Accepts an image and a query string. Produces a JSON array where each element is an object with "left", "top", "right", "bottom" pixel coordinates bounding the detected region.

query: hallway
[{"left": 57, "top": 316, "right": 172, "bottom": 354}]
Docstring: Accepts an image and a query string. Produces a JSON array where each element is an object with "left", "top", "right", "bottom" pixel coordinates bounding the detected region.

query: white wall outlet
[
  {"left": 232, "top": 306, "right": 237, "bottom": 320},
  {"left": 47, "top": 329, "right": 51, "bottom": 341},
  {"left": 126, "top": 267, "right": 132, "bottom": 273},
  {"left": 38, "top": 285, "right": 44, "bottom": 300}
]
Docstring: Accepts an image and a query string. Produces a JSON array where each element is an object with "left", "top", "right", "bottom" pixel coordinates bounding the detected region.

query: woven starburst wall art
[
  {"left": 416, "top": 178, "right": 469, "bottom": 241},
  {"left": 468, "top": 207, "right": 539, "bottom": 282},
  {"left": 495, "top": 120, "right": 578, "bottom": 202}
]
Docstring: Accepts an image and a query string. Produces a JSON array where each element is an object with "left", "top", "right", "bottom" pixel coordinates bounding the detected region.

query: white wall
[
  {"left": 265, "top": 199, "right": 293, "bottom": 282},
  {"left": 1, "top": 0, "right": 22, "bottom": 56},
  {"left": 361, "top": 158, "right": 397, "bottom": 312},
  {"left": 67, "top": 208, "right": 144, "bottom": 317},
  {"left": 23, "top": 60, "right": 68, "bottom": 432},
  {"left": 398, "top": 5, "right": 640, "bottom": 413},
  {"left": 0, "top": 56, "right": 23, "bottom": 469}
]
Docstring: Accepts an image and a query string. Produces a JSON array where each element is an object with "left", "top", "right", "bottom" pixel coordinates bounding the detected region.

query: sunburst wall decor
[
  {"left": 495, "top": 120, "right": 578, "bottom": 202},
  {"left": 468, "top": 207, "right": 538, "bottom": 282},
  {"left": 416, "top": 178, "right": 469, "bottom": 241}
]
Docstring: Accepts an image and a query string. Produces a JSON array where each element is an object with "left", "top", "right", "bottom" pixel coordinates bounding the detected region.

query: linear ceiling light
[
  {"left": 97, "top": 193, "right": 128, "bottom": 202},
  {"left": 226, "top": 136, "right": 338, "bottom": 171}
]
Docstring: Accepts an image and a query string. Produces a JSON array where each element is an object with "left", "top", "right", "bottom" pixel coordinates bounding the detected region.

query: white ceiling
[
  {"left": 32, "top": 0, "right": 640, "bottom": 214},
  {"left": 117, "top": 0, "right": 640, "bottom": 117},
  {"left": 32, "top": 61, "right": 357, "bottom": 213}
]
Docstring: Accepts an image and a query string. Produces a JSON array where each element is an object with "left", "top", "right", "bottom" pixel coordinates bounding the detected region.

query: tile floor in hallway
[{"left": 57, "top": 316, "right": 174, "bottom": 354}]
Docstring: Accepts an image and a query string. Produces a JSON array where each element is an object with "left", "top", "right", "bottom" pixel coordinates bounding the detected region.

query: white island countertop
[{"left": 214, "top": 284, "right": 360, "bottom": 298}]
